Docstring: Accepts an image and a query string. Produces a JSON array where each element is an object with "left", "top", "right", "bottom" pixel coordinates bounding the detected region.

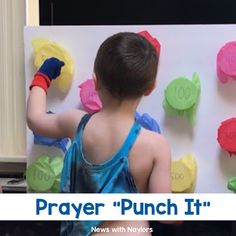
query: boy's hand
[
  {"left": 38, "top": 57, "right": 65, "bottom": 80},
  {"left": 30, "top": 57, "right": 65, "bottom": 92}
]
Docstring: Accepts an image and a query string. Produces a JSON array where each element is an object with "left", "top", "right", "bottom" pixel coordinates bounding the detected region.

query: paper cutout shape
[
  {"left": 51, "top": 178, "right": 61, "bottom": 193},
  {"left": 171, "top": 153, "right": 197, "bottom": 193},
  {"left": 78, "top": 79, "right": 103, "bottom": 113},
  {"left": 50, "top": 156, "right": 64, "bottom": 193},
  {"left": 227, "top": 176, "right": 236, "bottom": 193},
  {"left": 33, "top": 132, "right": 69, "bottom": 153},
  {"left": 32, "top": 38, "right": 74, "bottom": 92},
  {"left": 163, "top": 73, "right": 201, "bottom": 124},
  {"left": 26, "top": 155, "right": 56, "bottom": 192},
  {"left": 134, "top": 111, "right": 161, "bottom": 133},
  {"left": 138, "top": 31, "right": 161, "bottom": 54},
  {"left": 26, "top": 155, "right": 63, "bottom": 193},
  {"left": 217, "top": 117, "right": 236, "bottom": 156},
  {"left": 50, "top": 156, "right": 64, "bottom": 177},
  {"left": 33, "top": 111, "right": 69, "bottom": 153},
  {"left": 217, "top": 41, "right": 236, "bottom": 83}
]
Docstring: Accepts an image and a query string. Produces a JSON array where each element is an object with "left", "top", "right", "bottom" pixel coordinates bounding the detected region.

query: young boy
[{"left": 27, "top": 32, "right": 171, "bottom": 236}]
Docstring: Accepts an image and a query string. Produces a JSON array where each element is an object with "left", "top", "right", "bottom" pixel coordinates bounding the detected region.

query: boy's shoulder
[
  {"left": 137, "top": 128, "right": 170, "bottom": 160},
  {"left": 140, "top": 128, "right": 169, "bottom": 147},
  {"left": 58, "top": 109, "right": 87, "bottom": 139}
]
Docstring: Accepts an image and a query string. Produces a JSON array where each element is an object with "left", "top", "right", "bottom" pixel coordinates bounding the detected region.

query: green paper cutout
[
  {"left": 165, "top": 78, "right": 198, "bottom": 110},
  {"left": 191, "top": 72, "right": 201, "bottom": 94},
  {"left": 50, "top": 156, "right": 63, "bottom": 177},
  {"left": 36, "top": 154, "right": 49, "bottom": 163},
  {"left": 163, "top": 98, "right": 180, "bottom": 116},
  {"left": 51, "top": 177, "right": 61, "bottom": 193},
  {"left": 228, "top": 176, "right": 236, "bottom": 193},
  {"left": 50, "top": 156, "right": 63, "bottom": 192},
  {"left": 26, "top": 155, "right": 55, "bottom": 192},
  {"left": 185, "top": 104, "right": 197, "bottom": 125},
  {"left": 163, "top": 73, "right": 201, "bottom": 124},
  {"left": 26, "top": 155, "right": 64, "bottom": 193}
]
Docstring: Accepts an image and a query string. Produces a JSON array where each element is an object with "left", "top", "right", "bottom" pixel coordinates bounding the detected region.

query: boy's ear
[
  {"left": 144, "top": 81, "right": 156, "bottom": 96},
  {"left": 93, "top": 73, "right": 100, "bottom": 91}
]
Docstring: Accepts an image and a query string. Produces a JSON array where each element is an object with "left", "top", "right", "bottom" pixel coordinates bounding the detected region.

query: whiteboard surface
[{"left": 24, "top": 25, "right": 236, "bottom": 193}]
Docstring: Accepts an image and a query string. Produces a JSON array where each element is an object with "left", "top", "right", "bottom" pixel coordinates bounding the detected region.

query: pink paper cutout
[
  {"left": 78, "top": 79, "right": 102, "bottom": 113},
  {"left": 217, "top": 41, "right": 236, "bottom": 83}
]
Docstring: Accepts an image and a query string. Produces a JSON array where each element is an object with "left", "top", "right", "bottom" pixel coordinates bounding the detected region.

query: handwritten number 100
[
  {"left": 33, "top": 170, "right": 50, "bottom": 181},
  {"left": 175, "top": 86, "right": 191, "bottom": 100}
]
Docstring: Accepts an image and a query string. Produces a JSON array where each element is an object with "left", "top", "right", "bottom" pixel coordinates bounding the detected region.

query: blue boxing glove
[
  {"left": 38, "top": 57, "right": 65, "bottom": 80},
  {"left": 30, "top": 57, "right": 65, "bottom": 92}
]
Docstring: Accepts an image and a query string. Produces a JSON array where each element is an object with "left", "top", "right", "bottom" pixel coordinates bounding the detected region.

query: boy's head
[{"left": 94, "top": 32, "right": 159, "bottom": 100}]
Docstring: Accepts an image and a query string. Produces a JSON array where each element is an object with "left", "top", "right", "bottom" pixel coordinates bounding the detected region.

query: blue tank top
[{"left": 60, "top": 113, "right": 141, "bottom": 236}]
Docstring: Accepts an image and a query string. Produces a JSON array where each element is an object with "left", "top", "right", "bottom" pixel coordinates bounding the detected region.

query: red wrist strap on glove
[{"left": 29, "top": 72, "right": 51, "bottom": 92}]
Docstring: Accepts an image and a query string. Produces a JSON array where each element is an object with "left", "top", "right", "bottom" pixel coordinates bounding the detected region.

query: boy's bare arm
[
  {"left": 27, "top": 86, "right": 86, "bottom": 139},
  {"left": 148, "top": 135, "right": 171, "bottom": 193},
  {"left": 148, "top": 135, "right": 179, "bottom": 224},
  {"left": 27, "top": 58, "right": 86, "bottom": 139}
]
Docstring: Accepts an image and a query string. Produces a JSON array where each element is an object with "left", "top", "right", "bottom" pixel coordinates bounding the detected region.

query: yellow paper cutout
[
  {"left": 171, "top": 153, "right": 197, "bottom": 193},
  {"left": 181, "top": 153, "right": 197, "bottom": 193},
  {"left": 32, "top": 38, "right": 74, "bottom": 92}
]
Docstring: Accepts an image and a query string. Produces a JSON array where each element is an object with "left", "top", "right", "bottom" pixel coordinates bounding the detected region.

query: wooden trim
[
  {"left": 26, "top": 0, "right": 39, "bottom": 26},
  {"left": 0, "top": 0, "right": 26, "bottom": 166}
]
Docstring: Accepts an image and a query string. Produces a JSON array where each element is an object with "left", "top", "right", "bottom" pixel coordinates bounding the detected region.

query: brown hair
[{"left": 94, "top": 32, "right": 159, "bottom": 100}]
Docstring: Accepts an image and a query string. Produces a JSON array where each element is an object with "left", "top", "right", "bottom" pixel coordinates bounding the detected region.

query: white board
[{"left": 24, "top": 25, "right": 236, "bottom": 193}]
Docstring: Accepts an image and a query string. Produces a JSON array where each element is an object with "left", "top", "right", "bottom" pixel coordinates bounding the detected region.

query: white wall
[{"left": 24, "top": 25, "right": 236, "bottom": 192}]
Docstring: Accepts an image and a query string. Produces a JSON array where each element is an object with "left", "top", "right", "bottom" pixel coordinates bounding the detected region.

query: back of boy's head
[{"left": 94, "top": 32, "right": 159, "bottom": 100}]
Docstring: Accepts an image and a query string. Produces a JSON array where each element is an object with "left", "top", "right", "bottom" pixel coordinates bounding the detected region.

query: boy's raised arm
[{"left": 26, "top": 58, "right": 85, "bottom": 139}]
